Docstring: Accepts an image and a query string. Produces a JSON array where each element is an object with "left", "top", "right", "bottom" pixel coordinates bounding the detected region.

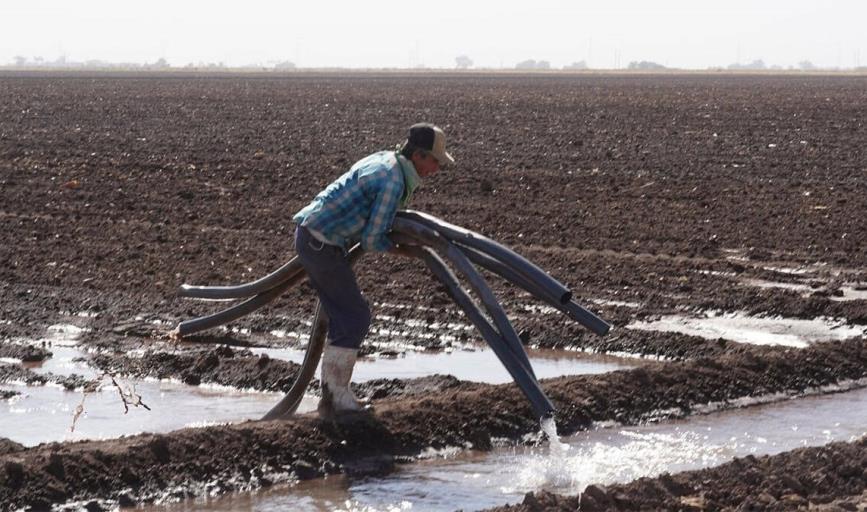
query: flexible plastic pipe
[
  {"left": 391, "top": 220, "right": 536, "bottom": 379},
  {"left": 175, "top": 245, "right": 360, "bottom": 337},
  {"left": 178, "top": 257, "right": 304, "bottom": 300},
  {"left": 409, "top": 245, "right": 554, "bottom": 419},
  {"left": 260, "top": 300, "right": 328, "bottom": 420},
  {"left": 459, "top": 245, "right": 611, "bottom": 336},
  {"left": 175, "top": 275, "right": 300, "bottom": 337},
  {"left": 396, "top": 210, "right": 572, "bottom": 304}
]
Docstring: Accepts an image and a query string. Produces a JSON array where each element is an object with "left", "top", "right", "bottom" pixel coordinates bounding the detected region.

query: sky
[{"left": 1, "top": 0, "right": 865, "bottom": 70}]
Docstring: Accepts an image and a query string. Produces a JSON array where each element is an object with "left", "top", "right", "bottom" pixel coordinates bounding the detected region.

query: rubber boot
[{"left": 317, "top": 344, "right": 363, "bottom": 418}]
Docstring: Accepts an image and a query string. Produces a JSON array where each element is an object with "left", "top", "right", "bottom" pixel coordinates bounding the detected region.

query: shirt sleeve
[{"left": 360, "top": 174, "right": 403, "bottom": 252}]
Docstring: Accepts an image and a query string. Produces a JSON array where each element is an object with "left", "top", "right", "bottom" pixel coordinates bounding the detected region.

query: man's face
[{"left": 412, "top": 152, "right": 441, "bottom": 178}]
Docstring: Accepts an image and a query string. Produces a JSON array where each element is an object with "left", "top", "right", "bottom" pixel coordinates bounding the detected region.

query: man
[{"left": 293, "top": 123, "right": 454, "bottom": 417}]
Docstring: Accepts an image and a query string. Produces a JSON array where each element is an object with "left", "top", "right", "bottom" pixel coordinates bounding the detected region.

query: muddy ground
[{"left": 1, "top": 72, "right": 867, "bottom": 510}]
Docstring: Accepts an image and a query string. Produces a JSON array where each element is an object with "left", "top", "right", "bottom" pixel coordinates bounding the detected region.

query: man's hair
[{"left": 400, "top": 142, "right": 430, "bottom": 160}]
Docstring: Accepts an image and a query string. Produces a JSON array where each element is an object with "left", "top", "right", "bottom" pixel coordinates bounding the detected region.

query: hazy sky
[{"left": 2, "top": 0, "right": 865, "bottom": 69}]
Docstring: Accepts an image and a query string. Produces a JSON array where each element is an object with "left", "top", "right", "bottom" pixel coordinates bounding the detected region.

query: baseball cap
[{"left": 406, "top": 123, "right": 455, "bottom": 166}]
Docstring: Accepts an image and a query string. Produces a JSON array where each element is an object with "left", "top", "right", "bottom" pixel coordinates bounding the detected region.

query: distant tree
[
  {"left": 455, "top": 55, "right": 473, "bottom": 69},
  {"left": 13, "top": 56, "right": 27, "bottom": 66},
  {"left": 153, "top": 58, "right": 169, "bottom": 68},
  {"left": 515, "top": 59, "right": 550, "bottom": 70},
  {"left": 798, "top": 60, "right": 817, "bottom": 71},
  {"left": 274, "top": 60, "right": 296, "bottom": 70},
  {"left": 563, "top": 60, "right": 588, "bottom": 70},
  {"left": 627, "top": 60, "right": 666, "bottom": 70},
  {"left": 727, "top": 59, "right": 767, "bottom": 70}
]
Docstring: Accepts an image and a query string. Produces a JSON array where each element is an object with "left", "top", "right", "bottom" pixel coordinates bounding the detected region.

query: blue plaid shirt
[{"left": 293, "top": 151, "right": 419, "bottom": 252}]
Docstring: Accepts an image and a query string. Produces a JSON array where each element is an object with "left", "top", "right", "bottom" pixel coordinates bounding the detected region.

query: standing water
[
  {"left": 2, "top": 334, "right": 634, "bottom": 446},
  {"left": 138, "top": 386, "right": 867, "bottom": 511}
]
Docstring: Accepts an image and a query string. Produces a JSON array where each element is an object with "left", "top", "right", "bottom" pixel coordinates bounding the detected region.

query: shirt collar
[{"left": 395, "top": 152, "right": 422, "bottom": 206}]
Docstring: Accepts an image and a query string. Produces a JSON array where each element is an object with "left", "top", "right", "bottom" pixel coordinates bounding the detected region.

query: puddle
[
  {"left": 628, "top": 311, "right": 865, "bottom": 347},
  {"left": 248, "top": 347, "right": 634, "bottom": 384},
  {"left": 0, "top": 380, "right": 303, "bottom": 447},
  {"left": 1, "top": 344, "right": 631, "bottom": 447},
  {"left": 589, "top": 298, "right": 641, "bottom": 309},
  {"left": 140, "top": 386, "right": 867, "bottom": 512},
  {"left": 740, "top": 277, "right": 812, "bottom": 293},
  {"left": 761, "top": 266, "right": 815, "bottom": 276}
]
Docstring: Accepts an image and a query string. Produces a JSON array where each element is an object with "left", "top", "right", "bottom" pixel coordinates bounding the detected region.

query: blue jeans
[{"left": 294, "top": 226, "right": 371, "bottom": 349}]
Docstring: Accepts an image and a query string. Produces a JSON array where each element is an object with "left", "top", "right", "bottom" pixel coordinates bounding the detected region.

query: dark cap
[{"left": 406, "top": 123, "right": 455, "bottom": 166}]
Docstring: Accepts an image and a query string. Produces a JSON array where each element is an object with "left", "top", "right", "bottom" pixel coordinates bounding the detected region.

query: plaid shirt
[{"left": 293, "top": 151, "right": 416, "bottom": 252}]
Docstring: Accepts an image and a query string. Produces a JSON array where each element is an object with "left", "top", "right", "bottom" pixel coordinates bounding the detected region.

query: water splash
[
  {"left": 505, "top": 428, "right": 726, "bottom": 496},
  {"left": 541, "top": 416, "right": 571, "bottom": 455},
  {"left": 500, "top": 417, "right": 580, "bottom": 494}
]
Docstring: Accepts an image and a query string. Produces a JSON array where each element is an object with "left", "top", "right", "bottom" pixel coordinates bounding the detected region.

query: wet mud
[
  {"left": 0, "top": 344, "right": 51, "bottom": 363},
  {"left": 0, "top": 363, "right": 88, "bottom": 390},
  {"left": 89, "top": 345, "right": 303, "bottom": 390},
  {"left": 0, "top": 438, "right": 24, "bottom": 457},
  {"left": 2, "top": 72, "right": 867, "bottom": 509}
]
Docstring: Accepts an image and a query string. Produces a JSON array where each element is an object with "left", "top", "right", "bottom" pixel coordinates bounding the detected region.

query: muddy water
[
  {"left": 1, "top": 338, "right": 632, "bottom": 447},
  {"left": 628, "top": 311, "right": 866, "bottom": 347},
  {"left": 140, "top": 386, "right": 867, "bottom": 512}
]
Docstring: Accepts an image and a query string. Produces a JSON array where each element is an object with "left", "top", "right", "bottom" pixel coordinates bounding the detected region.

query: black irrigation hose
[
  {"left": 408, "top": 245, "right": 554, "bottom": 419},
  {"left": 174, "top": 246, "right": 359, "bottom": 338},
  {"left": 175, "top": 213, "right": 610, "bottom": 420},
  {"left": 397, "top": 210, "right": 573, "bottom": 304},
  {"left": 459, "top": 244, "right": 561, "bottom": 308},
  {"left": 174, "top": 274, "right": 301, "bottom": 337},
  {"left": 178, "top": 257, "right": 304, "bottom": 300},
  {"left": 562, "top": 301, "right": 612, "bottom": 337},
  {"left": 391, "top": 219, "right": 536, "bottom": 380},
  {"left": 260, "top": 300, "right": 328, "bottom": 420},
  {"left": 460, "top": 245, "right": 611, "bottom": 336},
  {"left": 398, "top": 211, "right": 609, "bottom": 336}
]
